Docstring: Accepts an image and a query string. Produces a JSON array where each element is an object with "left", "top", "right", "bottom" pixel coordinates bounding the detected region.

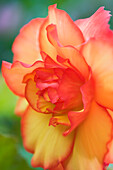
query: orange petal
[
  {"left": 46, "top": 24, "right": 89, "bottom": 80},
  {"left": 39, "top": 18, "right": 57, "bottom": 61},
  {"left": 104, "top": 109, "right": 113, "bottom": 165},
  {"left": 39, "top": 4, "right": 84, "bottom": 60},
  {"left": 2, "top": 60, "right": 43, "bottom": 97},
  {"left": 81, "top": 39, "right": 113, "bottom": 110},
  {"left": 48, "top": 4, "right": 84, "bottom": 46},
  {"left": 75, "top": 7, "right": 113, "bottom": 41},
  {"left": 15, "top": 97, "right": 28, "bottom": 116},
  {"left": 63, "top": 101, "right": 112, "bottom": 170},
  {"left": 21, "top": 106, "right": 75, "bottom": 169},
  {"left": 12, "top": 18, "right": 45, "bottom": 64}
]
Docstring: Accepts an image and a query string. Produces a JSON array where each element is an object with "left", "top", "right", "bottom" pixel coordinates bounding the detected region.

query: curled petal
[
  {"left": 63, "top": 102, "right": 113, "bottom": 170},
  {"left": 63, "top": 76, "right": 94, "bottom": 136},
  {"left": 48, "top": 4, "right": 84, "bottom": 46},
  {"left": 49, "top": 114, "right": 71, "bottom": 127},
  {"left": 21, "top": 106, "right": 75, "bottom": 169},
  {"left": 39, "top": 18, "right": 57, "bottom": 61},
  {"left": 12, "top": 18, "right": 45, "bottom": 64},
  {"left": 24, "top": 72, "right": 40, "bottom": 111},
  {"left": 75, "top": 7, "right": 113, "bottom": 41},
  {"left": 48, "top": 87, "right": 59, "bottom": 104},
  {"left": 2, "top": 61, "right": 43, "bottom": 96},
  {"left": 46, "top": 24, "right": 89, "bottom": 79},
  {"left": 46, "top": 24, "right": 60, "bottom": 48},
  {"left": 43, "top": 54, "right": 61, "bottom": 68},
  {"left": 81, "top": 39, "right": 113, "bottom": 109},
  {"left": 57, "top": 68, "right": 83, "bottom": 110},
  {"left": 39, "top": 4, "right": 84, "bottom": 59},
  {"left": 24, "top": 73, "right": 54, "bottom": 113}
]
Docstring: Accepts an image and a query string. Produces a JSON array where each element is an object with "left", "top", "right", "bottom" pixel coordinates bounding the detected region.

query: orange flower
[{"left": 2, "top": 4, "right": 113, "bottom": 170}]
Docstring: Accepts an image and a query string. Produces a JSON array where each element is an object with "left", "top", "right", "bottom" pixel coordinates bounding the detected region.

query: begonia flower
[{"left": 2, "top": 4, "right": 113, "bottom": 170}]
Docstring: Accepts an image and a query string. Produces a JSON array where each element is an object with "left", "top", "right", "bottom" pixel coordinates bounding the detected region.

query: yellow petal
[
  {"left": 24, "top": 73, "right": 54, "bottom": 113},
  {"left": 21, "top": 106, "right": 75, "bottom": 169},
  {"left": 63, "top": 101, "right": 112, "bottom": 170}
]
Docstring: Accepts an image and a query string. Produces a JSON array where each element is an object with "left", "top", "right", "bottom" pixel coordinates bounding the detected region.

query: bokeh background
[{"left": 0, "top": 0, "right": 113, "bottom": 169}]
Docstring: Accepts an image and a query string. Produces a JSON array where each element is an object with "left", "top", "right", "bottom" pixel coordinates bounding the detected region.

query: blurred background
[{"left": 0, "top": 0, "right": 113, "bottom": 169}]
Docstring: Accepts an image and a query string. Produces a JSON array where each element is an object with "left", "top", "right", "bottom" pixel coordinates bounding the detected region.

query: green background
[{"left": 0, "top": 0, "right": 113, "bottom": 169}]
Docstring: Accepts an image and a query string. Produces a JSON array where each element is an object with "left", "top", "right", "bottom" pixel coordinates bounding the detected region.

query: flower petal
[
  {"left": 57, "top": 68, "right": 83, "bottom": 110},
  {"left": 104, "top": 138, "right": 113, "bottom": 165},
  {"left": 2, "top": 60, "right": 43, "bottom": 96},
  {"left": 12, "top": 18, "right": 45, "bottom": 64},
  {"left": 39, "top": 18, "right": 57, "bottom": 61},
  {"left": 63, "top": 102, "right": 112, "bottom": 170},
  {"left": 24, "top": 73, "right": 54, "bottom": 113},
  {"left": 21, "top": 106, "right": 75, "bottom": 169},
  {"left": 48, "top": 4, "right": 84, "bottom": 46},
  {"left": 104, "top": 109, "right": 113, "bottom": 165},
  {"left": 81, "top": 39, "right": 113, "bottom": 109},
  {"left": 39, "top": 4, "right": 84, "bottom": 59},
  {"left": 15, "top": 97, "right": 28, "bottom": 116},
  {"left": 49, "top": 114, "right": 70, "bottom": 127},
  {"left": 46, "top": 24, "right": 89, "bottom": 79},
  {"left": 50, "top": 163, "right": 64, "bottom": 170},
  {"left": 63, "top": 76, "right": 94, "bottom": 136},
  {"left": 75, "top": 7, "right": 113, "bottom": 41}
]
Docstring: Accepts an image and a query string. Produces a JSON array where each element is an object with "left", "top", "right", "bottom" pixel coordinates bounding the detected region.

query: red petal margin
[
  {"left": 63, "top": 75, "right": 94, "bottom": 136},
  {"left": 50, "top": 163, "right": 64, "bottom": 170},
  {"left": 2, "top": 60, "right": 43, "bottom": 97},
  {"left": 75, "top": 7, "right": 113, "bottom": 42}
]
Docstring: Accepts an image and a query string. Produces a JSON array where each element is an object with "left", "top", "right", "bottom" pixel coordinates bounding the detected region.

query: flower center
[{"left": 35, "top": 67, "right": 84, "bottom": 114}]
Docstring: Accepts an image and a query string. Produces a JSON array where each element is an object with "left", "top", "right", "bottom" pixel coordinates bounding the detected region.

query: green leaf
[
  {"left": 0, "top": 75, "right": 17, "bottom": 115},
  {"left": 0, "top": 134, "right": 34, "bottom": 170},
  {"left": 0, "top": 76, "right": 17, "bottom": 114},
  {"left": 0, "top": 116, "right": 20, "bottom": 137},
  {"left": 18, "top": 146, "right": 43, "bottom": 170}
]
